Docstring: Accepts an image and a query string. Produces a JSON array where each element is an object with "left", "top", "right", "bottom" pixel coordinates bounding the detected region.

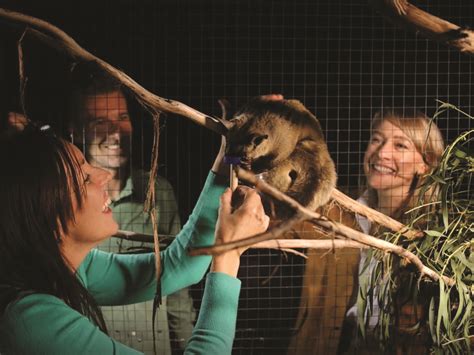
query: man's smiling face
[{"left": 83, "top": 90, "right": 132, "bottom": 170}]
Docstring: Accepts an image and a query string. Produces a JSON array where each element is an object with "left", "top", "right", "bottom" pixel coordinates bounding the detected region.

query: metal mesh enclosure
[{"left": 0, "top": 1, "right": 472, "bottom": 354}]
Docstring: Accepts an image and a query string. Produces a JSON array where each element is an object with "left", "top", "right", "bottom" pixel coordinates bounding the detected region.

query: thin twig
[
  {"left": 17, "top": 29, "right": 27, "bottom": 117},
  {"left": 144, "top": 114, "right": 162, "bottom": 289}
]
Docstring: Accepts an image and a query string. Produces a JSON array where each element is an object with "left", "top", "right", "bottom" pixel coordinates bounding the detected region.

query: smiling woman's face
[
  {"left": 364, "top": 120, "right": 427, "bottom": 194},
  {"left": 65, "top": 143, "right": 118, "bottom": 245}
]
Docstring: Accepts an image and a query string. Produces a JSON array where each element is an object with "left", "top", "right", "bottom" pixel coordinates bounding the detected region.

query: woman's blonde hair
[{"left": 367, "top": 110, "right": 445, "bottom": 222}]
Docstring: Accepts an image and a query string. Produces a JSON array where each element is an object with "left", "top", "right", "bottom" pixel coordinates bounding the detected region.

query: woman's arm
[
  {"left": 185, "top": 186, "right": 270, "bottom": 354},
  {"left": 184, "top": 272, "right": 241, "bottom": 354},
  {"left": 0, "top": 182, "right": 269, "bottom": 355},
  {"left": 82, "top": 171, "right": 226, "bottom": 305},
  {"left": 0, "top": 293, "right": 142, "bottom": 354}
]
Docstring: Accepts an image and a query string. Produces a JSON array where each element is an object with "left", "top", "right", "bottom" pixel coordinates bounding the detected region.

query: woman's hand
[{"left": 211, "top": 186, "right": 270, "bottom": 277}]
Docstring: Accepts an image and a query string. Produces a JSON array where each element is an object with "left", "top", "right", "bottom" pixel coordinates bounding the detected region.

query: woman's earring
[{"left": 418, "top": 164, "right": 428, "bottom": 175}]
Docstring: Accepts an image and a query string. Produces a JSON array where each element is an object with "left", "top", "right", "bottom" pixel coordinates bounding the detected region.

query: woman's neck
[
  {"left": 376, "top": 185, "right": 411, "bottom": 217},
  {"left": 106, "top": 167, "right": 129, "bottom": 201},
  {"left": 60, "top": 239, "right": 94, "bottom": 272}
]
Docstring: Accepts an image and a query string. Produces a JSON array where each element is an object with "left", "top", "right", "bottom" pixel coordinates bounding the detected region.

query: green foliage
[{"left": 358, "top": 102, "right": 473, "bottom": 354}]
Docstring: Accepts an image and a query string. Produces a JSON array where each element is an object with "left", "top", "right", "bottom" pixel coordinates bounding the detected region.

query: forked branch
[
  {"left": 0, "top": 8, "right": 228, "bottom": 135},
  {"left": 189, "top": 168, "right": 455, "bottom": 286}
]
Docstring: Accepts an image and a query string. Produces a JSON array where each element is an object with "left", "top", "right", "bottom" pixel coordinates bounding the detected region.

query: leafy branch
[{"left": 359, "top": 104, "right": 473, "bottom": 354}]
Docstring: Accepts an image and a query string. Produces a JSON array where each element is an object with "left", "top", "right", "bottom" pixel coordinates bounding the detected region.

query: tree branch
[
  {"left": 113, "top": 230, "right": 366, "bottom": 257},
  {"left": 330, "top": 188, "right": 422, "bottom": 240},
  {"left": 249, "top": 239, "right": 367, "bottom": 251},
  {"left": 370, "top": 0, "right": 474, "bottom": 55},
  {"left": 0, "top": 7, "right": 229, "bottom": 135},
  {"left": 188, "top": 213, "right": 304, "bottom": 256},
  {"left": 189, "top": 168, "right": 455, "bottom": 286}
]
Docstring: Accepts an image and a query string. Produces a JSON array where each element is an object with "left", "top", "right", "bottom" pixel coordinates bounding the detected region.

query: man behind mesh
[{"left": 68, "top": 67, "right": 195, "bottom": 354}]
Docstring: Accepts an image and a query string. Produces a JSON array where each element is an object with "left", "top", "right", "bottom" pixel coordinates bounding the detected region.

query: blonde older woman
[
  {"left": 289, "top": 109, "right": 444, "bottom": 355},
  {"left": 344, "top": 110, "right": 445, "bottom": 354}
]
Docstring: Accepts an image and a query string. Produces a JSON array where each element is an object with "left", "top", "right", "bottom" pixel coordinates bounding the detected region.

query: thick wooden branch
[
  {"left": 370, "top": 0, "right": 474, "bottom": 55},
  {"left": 189, "top": 213, "right": 305, "bottom": 256},
  {"left": 113, "top": 230, "right": 366, "bottom": 257},
  {"left": 252, "top": 239, "right": 367, "bottom": 250},
  {"left": 330, "top": 188, "right": 421, "bottom": 240},
  {"left": 189, "top": 168, "right": 455, "bottom": 286},
  {"left": 0, "top": 7, "right": 228, "bottom": 135}
]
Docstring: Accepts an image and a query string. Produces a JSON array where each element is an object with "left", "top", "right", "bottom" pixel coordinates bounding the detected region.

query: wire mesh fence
[{"left": 0, "top": 0, "right": 472, "bottom": 354}]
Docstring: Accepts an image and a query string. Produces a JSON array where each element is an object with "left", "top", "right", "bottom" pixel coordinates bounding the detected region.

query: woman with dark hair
[{"left": 0, "top": 127, "right": 269, "bottom": 354}]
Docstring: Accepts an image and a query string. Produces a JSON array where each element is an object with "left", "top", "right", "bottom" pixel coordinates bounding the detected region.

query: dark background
[
  {"left": 1, "top": 0, "right": 472, "bottom": 219},
  {"left": 1, "top": 1, "right": 473, "bottom": 353}
]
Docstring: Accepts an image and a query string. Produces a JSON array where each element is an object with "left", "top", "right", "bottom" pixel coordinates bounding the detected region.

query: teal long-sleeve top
[{"left": 0, "top": 172, "right": 238, "bottom": 354}]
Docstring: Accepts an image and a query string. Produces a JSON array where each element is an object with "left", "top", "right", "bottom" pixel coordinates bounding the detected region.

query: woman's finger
[
  {"left": 238, "top": 188, "right": 262, "bottom": 208},
  {"left": 219, "top": 188, "right": 233, "bottom": 216}
]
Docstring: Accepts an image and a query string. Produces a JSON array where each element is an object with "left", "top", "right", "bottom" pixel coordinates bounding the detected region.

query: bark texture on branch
[
  {"left": 189, "top": 168, "right": 455, "bottom": 286},
  {"left": 370, "top": 0, "right": 474, "bottom": 54},
  {"left": 0, "top": 8, "right": 229, "bottom": 136},
  {"left": 114, "top": 230, "right": 367, "bottom": 250},
  {"left": 330, "top": 188, "right": 421, "bottom": 240}
]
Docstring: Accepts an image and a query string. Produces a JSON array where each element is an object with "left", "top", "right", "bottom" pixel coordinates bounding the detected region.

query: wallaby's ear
[
  {"left": 285, "top": 100, "right": 324, "bottom": 138},
  {"left": 297, "top": 138, "right": 320, "bottom": 153},
  {"left": 285, "top": 99, "right": 308, "bottom": 113},
  {"left": 218, "top": 98, "right": 231, "bottom": 121}
]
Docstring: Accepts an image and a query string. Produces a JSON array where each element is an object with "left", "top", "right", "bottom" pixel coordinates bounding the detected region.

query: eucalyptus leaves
[{"left": 358, "top": 102, "right": 473, "bottom": 354}]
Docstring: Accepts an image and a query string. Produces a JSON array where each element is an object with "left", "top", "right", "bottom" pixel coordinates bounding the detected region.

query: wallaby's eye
[
  {"left": 253, "top": 134, "right": 268, "bottom": 146},
  {"left": 289, "top": 170, "right": 298, "bottom": 182}
]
